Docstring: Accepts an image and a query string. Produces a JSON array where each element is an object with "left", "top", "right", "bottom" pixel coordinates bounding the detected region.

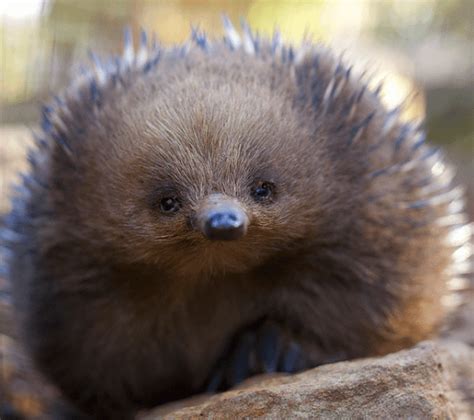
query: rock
[{"left": 140, "top": 341, "right": 474, "bottom": 419}]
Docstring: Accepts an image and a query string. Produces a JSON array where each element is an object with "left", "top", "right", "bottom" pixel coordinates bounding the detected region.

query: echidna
[{"left": 1, "top": 17, "right": 472, "bottom": 419}]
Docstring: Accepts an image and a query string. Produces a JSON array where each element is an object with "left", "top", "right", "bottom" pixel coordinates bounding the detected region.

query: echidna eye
[
  {"left": 251, "top": 181, "right": 275, "bottom": 202},
  {"left": 159, "top": 197, "right": 181, "bottom": 214}
]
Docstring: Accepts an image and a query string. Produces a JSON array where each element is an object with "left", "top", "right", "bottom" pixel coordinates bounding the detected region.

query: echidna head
[
  {"left": 31, "top": 21, "right": 372, "bottom": 277},
  {"left": 64, "top": 60, "right": 334, "bottom": 277}
]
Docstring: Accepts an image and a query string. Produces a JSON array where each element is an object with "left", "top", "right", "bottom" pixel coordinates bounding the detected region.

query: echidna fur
[{"left": 0, "top": 15, "right": 472, "bottom": 417}]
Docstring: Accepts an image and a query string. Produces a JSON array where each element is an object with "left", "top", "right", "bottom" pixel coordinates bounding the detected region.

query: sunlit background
[{"left": 0, "top": 0, "right": 473, "bottom": 217}]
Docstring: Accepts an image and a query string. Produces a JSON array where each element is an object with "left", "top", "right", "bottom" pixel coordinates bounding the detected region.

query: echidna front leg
[{"left": 206, "top": 321, "right": 310, "bottom": 392}]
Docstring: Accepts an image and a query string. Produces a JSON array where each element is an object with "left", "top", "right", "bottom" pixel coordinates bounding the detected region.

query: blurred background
[
  {"left": 0, "top": 0, "right": 473, "bottom": 216},
  {"left": 0, "top": 1, "right": 472, "bottom": 417}
]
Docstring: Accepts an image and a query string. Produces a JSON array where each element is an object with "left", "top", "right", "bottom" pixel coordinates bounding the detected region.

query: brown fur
[{"left": 4, "top": 34, "right": 466, "bottom": 419}]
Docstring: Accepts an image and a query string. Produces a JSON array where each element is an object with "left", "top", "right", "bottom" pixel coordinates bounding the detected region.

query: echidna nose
[{"left": 204, "top": 210, "right": 246, "bottom": 241}]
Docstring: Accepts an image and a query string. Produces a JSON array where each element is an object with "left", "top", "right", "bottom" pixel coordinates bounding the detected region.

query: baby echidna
[{"left": 1, "top": 17, "right": 472, "bottom": 419}]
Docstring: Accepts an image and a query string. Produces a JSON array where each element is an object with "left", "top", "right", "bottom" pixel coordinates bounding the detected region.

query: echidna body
[{"left": 2, "top": 20, "right": 472, "bottom": 419}]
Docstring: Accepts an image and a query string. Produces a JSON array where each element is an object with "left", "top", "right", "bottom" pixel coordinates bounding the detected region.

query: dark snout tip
[{"left": 204, "top": 209, "right": 247, "bottom": 241}]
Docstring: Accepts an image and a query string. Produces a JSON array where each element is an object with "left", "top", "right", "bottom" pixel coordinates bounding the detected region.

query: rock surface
[{"left": 140, "top": 340, "right": 474, "bottom": 419}]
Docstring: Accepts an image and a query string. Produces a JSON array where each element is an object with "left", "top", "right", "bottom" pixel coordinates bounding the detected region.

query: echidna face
[{"left": 68, "top": 72, "right": 329, "bottom": 276}]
